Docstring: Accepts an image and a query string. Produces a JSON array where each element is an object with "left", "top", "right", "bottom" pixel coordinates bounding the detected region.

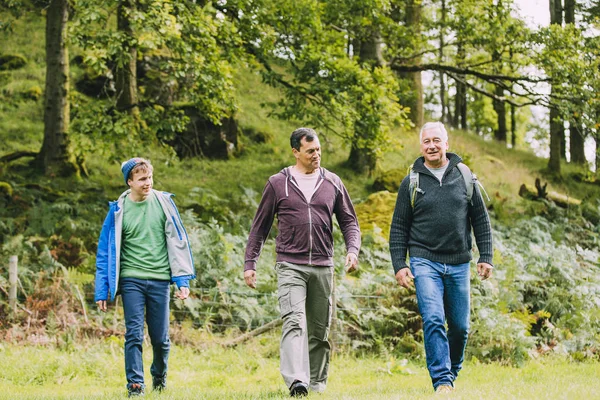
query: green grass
[{"left": 0, "top": 341, "right": 598, "bottom": 399}]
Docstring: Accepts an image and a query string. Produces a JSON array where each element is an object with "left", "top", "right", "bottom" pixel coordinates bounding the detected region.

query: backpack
[{"left": 408, "top": 163, "right": 489, "bottom": 208}]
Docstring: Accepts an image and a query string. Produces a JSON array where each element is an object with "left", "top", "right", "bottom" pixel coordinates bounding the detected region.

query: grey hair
[{"left": 419, "top": 122, "right": 448, "bottom": 142}]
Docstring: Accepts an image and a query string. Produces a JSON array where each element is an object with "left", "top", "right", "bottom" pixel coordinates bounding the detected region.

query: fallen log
[
  {"left": 222, "top": 318, "right": 283, "bottom": 347},
  {"left": 519, "top": 183, "right": 581, "bottom": 208}
]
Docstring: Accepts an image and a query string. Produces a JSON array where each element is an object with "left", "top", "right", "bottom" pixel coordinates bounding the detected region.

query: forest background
[{"left": 1, "top": 0, "right": 600, "bottom": 398}]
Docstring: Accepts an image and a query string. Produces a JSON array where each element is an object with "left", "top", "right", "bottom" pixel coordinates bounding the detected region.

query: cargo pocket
[{"left": 278, "top": 288, "right": 293, "bottom": 318}]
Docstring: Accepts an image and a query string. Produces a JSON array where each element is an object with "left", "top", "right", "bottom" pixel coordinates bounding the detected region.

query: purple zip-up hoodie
[{"left": 244, "top": 167, "right": 361, "bottom": 271}]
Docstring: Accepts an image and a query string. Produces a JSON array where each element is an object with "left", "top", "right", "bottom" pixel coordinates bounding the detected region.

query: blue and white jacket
[{"left": 94, "top": 189, "right": 196, "bottom": 302}]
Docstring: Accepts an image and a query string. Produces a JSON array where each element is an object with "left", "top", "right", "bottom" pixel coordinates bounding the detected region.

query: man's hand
[
  {"left": 96, "top": 300, "right": 107, "bottom": 312},
  {"left": 477, "top": 262, "right": 493, "bottom": 280},
  {"left": 175, "top": 287, "right": 190, "bottom": 300},
  {"left": 244, "top": 270, "right": 257, "bottom": 289},
  {"left": 345, "top": 252, "right": 358, "bottom": 273},
  {"left": 395, "top": 268, "right": 415, "bottom": 288}
]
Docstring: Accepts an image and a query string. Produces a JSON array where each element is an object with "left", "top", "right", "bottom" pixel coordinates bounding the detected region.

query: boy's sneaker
[
  {"left": 289, "top": 381, "right": 308, "bottom": 397},
  {"left": 152, "top": 375, "right": 167, "bottom": 392},
  {"left": 128, "top": 383, "right": 144, "bottom": 397}
]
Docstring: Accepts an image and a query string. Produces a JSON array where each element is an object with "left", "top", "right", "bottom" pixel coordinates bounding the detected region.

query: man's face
[
  {"left": 294, "top": 136, "right": 321, "bottom": 172},
  {"left": 420, "top": 127, "right": 448, "bottom": 167},
  {"left": 128, "top": 169, "right": 153, "bottom": 198}
]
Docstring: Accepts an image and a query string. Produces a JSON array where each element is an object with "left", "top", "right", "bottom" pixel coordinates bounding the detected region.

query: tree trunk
[
  {"left": 439, "top": 0, "right": 447, "bottom": 123},
  {"left": 116, "top": 0, "right": 139, "bottom": 114},
  {"left": 459, "top": 80, "right": 467, "bottom": 130},
  {"left": 564, "top": 0, "right": 583, "bottom": 163},
  {"left": 564, "top": 0, "right": 575, "bottom": 24},
  {"left": 548, "top": 0, "right": 563, "bottom": 174},
  {"left": 453, "top": 42, "right": 467, "bottom": 130},
  {"left": 347, "top": 143, "right": 377, "bottom": 174},
  {"left": 493, "top": 85, "right": 507, "bottom": 142},
  {"left": 396, "top": 0, "right": 423, "bottom": 128},
  {"left": 570, "top": 120, "right": 586, "bottom": 165},
  {"left": 510, "top": 104, "right": 516, "bottom": 148},
  {"left": 548, "top": 107, "right": 562, "bottom": 174},
  {"left": 37, "top": 0, "right": 78, "bottom": 177},
  {"left": 348, "top": 31, "right": 383, "bottom": 174}
]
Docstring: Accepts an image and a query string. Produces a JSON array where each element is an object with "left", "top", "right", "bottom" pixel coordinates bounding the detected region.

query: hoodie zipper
[{"left": 287, "top": 168, "right": 324, "bottom": 265}]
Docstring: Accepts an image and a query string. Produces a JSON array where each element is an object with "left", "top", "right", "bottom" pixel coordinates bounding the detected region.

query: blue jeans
[
  {"left": 410, "top": 257, "right": 470, "bottom": 390},
  {"left": 121, "top": 278, "right": 171, "bottom": 390}
]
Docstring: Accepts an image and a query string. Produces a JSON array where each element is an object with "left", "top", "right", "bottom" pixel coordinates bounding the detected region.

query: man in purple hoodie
[{"left": 244, "top": 127, "right": 361, "bottom": 397}]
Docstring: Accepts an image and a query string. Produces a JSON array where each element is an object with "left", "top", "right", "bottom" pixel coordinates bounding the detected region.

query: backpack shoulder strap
[
  {"left": 456, "top": 163, "right": 474, "bottom": 202},
  {"left": 408, "top": 164, "right": 420, "bottom": 209},
  {"left": 456, "top": 162, "right": 491, "bottom": 203}
]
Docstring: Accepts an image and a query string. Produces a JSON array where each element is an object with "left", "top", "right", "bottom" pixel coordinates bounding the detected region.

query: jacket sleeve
[
  {"left": 333, "top": 180, "right": 361, "bottom": 256},
  {"left": 244, "top": 181, "right": 277, "bottom": 271},
  {"left": 389, "top": 177, "right": 412, "bottom": 274},
  {"left": 94, "top": 207, "right": 112, "bottom": 302},
  {"left": 469, "top": 183, "right": 494, "bottom": 266},
  {"left": 167, "top": 195, "right": 196, "bottom": 284}
]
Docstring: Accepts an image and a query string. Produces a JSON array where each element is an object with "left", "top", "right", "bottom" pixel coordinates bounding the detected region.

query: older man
[
  {"left": 244, "top": 128, "right": 361, "bottom": 397},
  {"left": 389, "top": 122, "right": 493, "bottom": 393}
]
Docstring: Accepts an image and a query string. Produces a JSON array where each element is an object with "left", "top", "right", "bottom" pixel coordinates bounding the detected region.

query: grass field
[{"left": 1, "top": 339, "right": 598, "bottom": 400}]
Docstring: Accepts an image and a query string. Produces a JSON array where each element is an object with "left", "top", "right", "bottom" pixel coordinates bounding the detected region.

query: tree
[
  {"left": 221, "top": 0, "right": 409, "bottom": 173},
  {"left": 564, "top": 0, "right": 585, "bottom": 165},
  {"left": 548, "top": 0, "right": 564, "bottom": 174},
  {"left": 115, "top": 0, "right": 139, "bottom": 116},
  {"left": 37, "top": 0, "right": 78, "bottom": 176},
  {"left": 71, "top": 0, "right": 239, "bottom": 158}
]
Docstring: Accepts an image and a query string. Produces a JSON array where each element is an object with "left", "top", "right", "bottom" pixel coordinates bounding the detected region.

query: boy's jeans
[
  {"left": 121, "top": 278, "right": 171, "bottom": 390},
  {"left": 410, "top": 257, "right": 470, "bottom": 390}
]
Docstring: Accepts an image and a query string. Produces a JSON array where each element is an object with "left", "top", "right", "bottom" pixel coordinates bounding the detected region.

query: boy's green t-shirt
[{"left": 120, "top": 192, "right": 171, "bottom": 280}]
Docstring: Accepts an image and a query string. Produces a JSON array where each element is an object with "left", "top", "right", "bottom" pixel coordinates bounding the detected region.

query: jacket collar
[{"left": 412, "top": 152, "right": 463, "bottom": 175}]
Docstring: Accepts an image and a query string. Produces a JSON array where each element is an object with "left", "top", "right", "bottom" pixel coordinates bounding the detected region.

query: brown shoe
[{"left": 435, "top": 385, "right": 454, "bottom": 394}]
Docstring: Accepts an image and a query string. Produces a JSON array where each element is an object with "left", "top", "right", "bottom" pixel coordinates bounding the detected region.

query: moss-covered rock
[
  {"left": 372, "top": 168, "right": 406, "bottom": 192},
  {"left": 355, "top": 190, "right": 397, "bottom": 239},
  {"left": 0, "top": 54, "right": 27, "bottom": 70},
  {"left": 24, "top": 85, "right": 42, "bottom": 101}
]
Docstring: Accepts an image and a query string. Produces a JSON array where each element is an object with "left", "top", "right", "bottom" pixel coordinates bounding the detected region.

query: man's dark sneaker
[
  {"left": 128, "top": 383, "right": 144, "bottom": 397},
  {"left": 289, "top": 381, "right": 308, "bottom": 397},
  {"left": 152, "top": 375, "right": 167, "bottom": 392}
]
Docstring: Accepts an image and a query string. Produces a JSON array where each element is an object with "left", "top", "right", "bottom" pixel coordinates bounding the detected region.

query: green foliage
[{"left": 68, "top": 0, "right": 241, "bottom": 156}]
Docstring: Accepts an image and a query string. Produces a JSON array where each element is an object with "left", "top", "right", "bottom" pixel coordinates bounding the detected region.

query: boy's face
[{"left": 128, "top": 169, "right": 153, "bottom": 199}]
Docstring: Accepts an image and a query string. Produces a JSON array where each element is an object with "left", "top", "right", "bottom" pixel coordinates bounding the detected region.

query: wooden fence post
[{"left": 8, "top": 255, "right": 18, "bottom": 315}]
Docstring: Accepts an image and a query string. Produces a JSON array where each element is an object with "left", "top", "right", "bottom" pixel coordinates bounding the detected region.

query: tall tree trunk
[
  {"left": 564, "top": 0, "right": 585, "bottom": 164},
  {"left": 548, "top": 0, "right": 563, "bottom": 174},
  {"left": 348, "top": 31, "right": 382, "bottom": 173},
  {"left": 396, "top": 0, "right": 423, "bottom": 128},
  {"left": 549, "top": 107, "right": 562, "bottom": 174},
  {"left": 439, "top": 0, "right": 447, "bottom": 123},
  {"left": 37, "top": 0, "right": 78, "bottom": 177},
  {"left": 453, "top": 42, "right": 467, "bottom": 130},
  {"left": 510, "top": 104, "right": 516, "bottom": 148},
  {"left": 570, "top": 120, "right": 586, "bottom": 165},
  {"left": 493, "top": 85, "right": 507, "bottom": 142},
  {"left": 116, "top": 0, "right": 139, "bottom": 114}
]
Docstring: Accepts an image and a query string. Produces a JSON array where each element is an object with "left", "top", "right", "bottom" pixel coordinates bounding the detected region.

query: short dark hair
[{"left": 290, "top": 127, "right": 318, "bottom": 151}]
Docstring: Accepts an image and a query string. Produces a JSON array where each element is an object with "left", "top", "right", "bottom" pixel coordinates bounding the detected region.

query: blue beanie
[{"left": 121, "top": 158, "right": 142, "bottom": 186}]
